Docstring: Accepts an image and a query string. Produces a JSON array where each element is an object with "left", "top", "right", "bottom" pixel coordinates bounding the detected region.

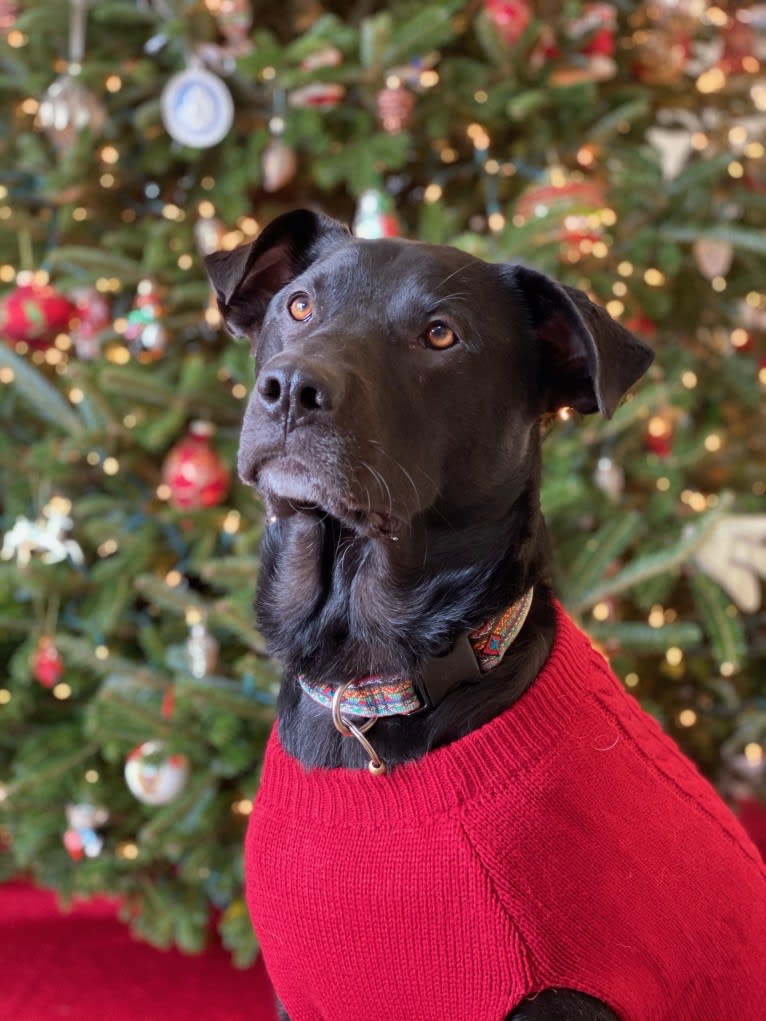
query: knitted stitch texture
[{"left": 246, "top": 606, "right": 766, "bottom": 1021}]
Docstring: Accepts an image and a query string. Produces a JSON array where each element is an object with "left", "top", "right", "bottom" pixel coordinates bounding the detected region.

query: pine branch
[{"left": 0, "top": 346, "right": 83, "bottom": 432}]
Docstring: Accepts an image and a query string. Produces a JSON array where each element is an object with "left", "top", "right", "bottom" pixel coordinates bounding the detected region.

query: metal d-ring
[{"left": 331, "top": 681, "right": 387, "bottom": 776}]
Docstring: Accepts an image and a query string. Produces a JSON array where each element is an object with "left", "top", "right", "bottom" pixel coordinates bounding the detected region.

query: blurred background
[{"left": 1, "top": 0, "right": 765, "bottom": 981}]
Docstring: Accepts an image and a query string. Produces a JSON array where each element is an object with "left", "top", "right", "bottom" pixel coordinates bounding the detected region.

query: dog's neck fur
[{"left": 257, "top": 458, "right": 558, "bottom": 770}]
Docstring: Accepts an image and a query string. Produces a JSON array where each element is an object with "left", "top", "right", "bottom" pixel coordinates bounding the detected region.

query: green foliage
[{"left": 1, "top": 0, "right": 765, "bottom": 966}]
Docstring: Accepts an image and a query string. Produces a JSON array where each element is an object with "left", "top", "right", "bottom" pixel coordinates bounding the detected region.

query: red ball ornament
[
  {"left": 624, "top": 314, "right": 657, "bottom": 341},
  {"left": 0, "top": 282, "right": 75, "bottom": 350},
  {"left": 484, "top": 0, "right": 532, "bottom": 46},
  {"left": 162, "top": 421, "right": 230, "bottom": 510},
  {"left": 32, "top": 636, "right": 63, "bottom": 688},
  {"left": 515, "top": 173, "right": 607, "bottom": 256}
]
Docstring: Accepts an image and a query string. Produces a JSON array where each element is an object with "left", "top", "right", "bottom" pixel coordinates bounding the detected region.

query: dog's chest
[{"left": 245, "top": 789, "right": 521, "bottom": 1021}]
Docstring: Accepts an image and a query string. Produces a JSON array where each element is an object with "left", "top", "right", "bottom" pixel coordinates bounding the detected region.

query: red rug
[{"left": 0, "top": 881, "right": 277, "bottom": 1021}]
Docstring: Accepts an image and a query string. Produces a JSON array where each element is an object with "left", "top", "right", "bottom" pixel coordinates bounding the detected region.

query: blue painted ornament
[{"left": 161, "top": 65, "right": 234, "bottom": 149}]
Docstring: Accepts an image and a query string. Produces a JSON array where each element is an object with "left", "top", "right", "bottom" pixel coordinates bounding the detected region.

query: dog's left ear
[
  {"left": 205, "top": 208, "right": 350, "bottom": 339},
  {"left": 506, "top": 265, "right": 654, "bottom": 418}
]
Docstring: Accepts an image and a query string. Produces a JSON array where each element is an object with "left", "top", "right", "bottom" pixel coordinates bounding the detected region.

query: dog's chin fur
[{"left": 256, "top": 470, "right": 558, "bottom": 770}]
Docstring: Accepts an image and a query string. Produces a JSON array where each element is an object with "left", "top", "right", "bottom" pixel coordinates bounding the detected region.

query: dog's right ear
[{"left": 205, "top": 209, "right": 350, "bottom": 339}]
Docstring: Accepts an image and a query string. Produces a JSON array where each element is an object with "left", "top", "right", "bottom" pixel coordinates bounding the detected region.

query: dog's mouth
[{"left": 257, "top": 460, "right": 401, "bottom": 538}]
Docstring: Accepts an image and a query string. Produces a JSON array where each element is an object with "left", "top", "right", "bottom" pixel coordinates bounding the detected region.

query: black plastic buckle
[{"left": 416, "top": 631, "right": 482, "bottom": 709}]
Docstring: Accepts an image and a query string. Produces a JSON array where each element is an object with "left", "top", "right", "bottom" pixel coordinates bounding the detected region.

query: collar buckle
[{"left": 417, "top": 630, "right": 482, "bottom": 709}]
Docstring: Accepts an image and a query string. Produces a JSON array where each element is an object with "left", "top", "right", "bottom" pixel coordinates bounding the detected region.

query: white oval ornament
[
  {"left": 161, "top": 67, "right": 234, "bottom": 149},
  {"left": 124, "top": 739, "right": 190, "bottom": 805}
]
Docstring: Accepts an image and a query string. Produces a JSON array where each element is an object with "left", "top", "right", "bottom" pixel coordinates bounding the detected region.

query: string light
[
  {"left": 744, "top": 743, "right": 764, "bottom": 766},
  {"left": 678, "top": 709, "right": 697, "bottom": 727},
  {"left": 648, "top": 605, "right": 665, "bottom": 628},
  {"left": 94, "top": 645, "right": 110, "bottom": 660},
  {"left": 85, "top": 770, "right": 99, "bottom": 783},
  {"left": 696, "top": 67, "right": 725, "bottom": 93},
  {"left": 222, "top": 510, "right": 241, "bottom": 534},
  {"left": 116, "top": 841, "right": 139, "bottom": 860},
  {"left": 625, "top": 673, "right": 639, "bottom": 688},
  {"left": 53, "top": 682, "right": 72, "bottom": 700},
  {"left": 592, "top": 602, "right": 611, "bottom": 622},
  {"left": 0, "top": 690, "right": 11, "bottom": 705}
]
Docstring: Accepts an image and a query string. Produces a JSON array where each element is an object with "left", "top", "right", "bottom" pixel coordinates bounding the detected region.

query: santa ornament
[
  {"left": 70, "top": 286, "right": 111, "bottom": 359},
  {"left": 123, "top": 279, "right": 168, "bottom": 361},
  {"left": 353, "top": 190, "right": 401, "bottom": 240},
  {"left": 32, "top": 636, "right": 64, "bottom": 688},
  {"left": 63, "top": 803, "right": 109, "bottom": 860}
]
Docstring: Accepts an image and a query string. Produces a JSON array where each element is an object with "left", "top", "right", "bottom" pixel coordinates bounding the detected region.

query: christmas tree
[{"left": 1, "top": 0, "right": 765, "bottom": 963}]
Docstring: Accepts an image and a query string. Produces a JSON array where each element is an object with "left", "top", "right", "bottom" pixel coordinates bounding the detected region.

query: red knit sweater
[{"left": 246, "top": 607, "right": 766, "bottom": 1021}]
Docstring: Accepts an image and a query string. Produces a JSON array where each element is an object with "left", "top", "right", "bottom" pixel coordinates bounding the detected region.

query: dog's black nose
[{"left": 256, "top": 359, "right": 341, "bottom": 430}]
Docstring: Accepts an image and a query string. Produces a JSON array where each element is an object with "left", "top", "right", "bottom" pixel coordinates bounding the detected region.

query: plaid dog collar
[{"left": 299, "top": 587, "right": 534, "bottom": 722}]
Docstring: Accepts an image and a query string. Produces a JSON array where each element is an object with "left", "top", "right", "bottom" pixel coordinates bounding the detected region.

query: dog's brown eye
[
  {"left": 288, "top": 294, "right": 313, "bottom": 322},
  {"left": 424, "top": 321, "right": 456, "bottom": 350}
]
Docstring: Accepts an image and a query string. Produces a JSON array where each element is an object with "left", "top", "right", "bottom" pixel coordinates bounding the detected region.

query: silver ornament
[
  {"left": 186, "top": 621, "right": 219, "bottom": 678},
  {"left": 37, "top": 75, "right": 106, "bottom": 151},
  {"left": 594, "top": 456, "right": 625, "bottom": 502},
  {"left": 261, "top": 138, "right": 298, "bottom": 192}
]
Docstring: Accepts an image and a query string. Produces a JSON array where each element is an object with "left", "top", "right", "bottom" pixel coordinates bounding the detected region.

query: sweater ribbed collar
[{"left": 263, "top": 605, "right": 599, "bottom": 827}]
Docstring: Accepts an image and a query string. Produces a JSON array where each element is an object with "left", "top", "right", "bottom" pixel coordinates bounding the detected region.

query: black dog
[{"left": 206, "top": 210, "right": 766, "bottom": 1021}]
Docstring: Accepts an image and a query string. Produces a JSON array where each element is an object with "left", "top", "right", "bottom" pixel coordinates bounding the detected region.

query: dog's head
[{"left": 206, "top": 209, "right": 653, "bottom": 540}]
